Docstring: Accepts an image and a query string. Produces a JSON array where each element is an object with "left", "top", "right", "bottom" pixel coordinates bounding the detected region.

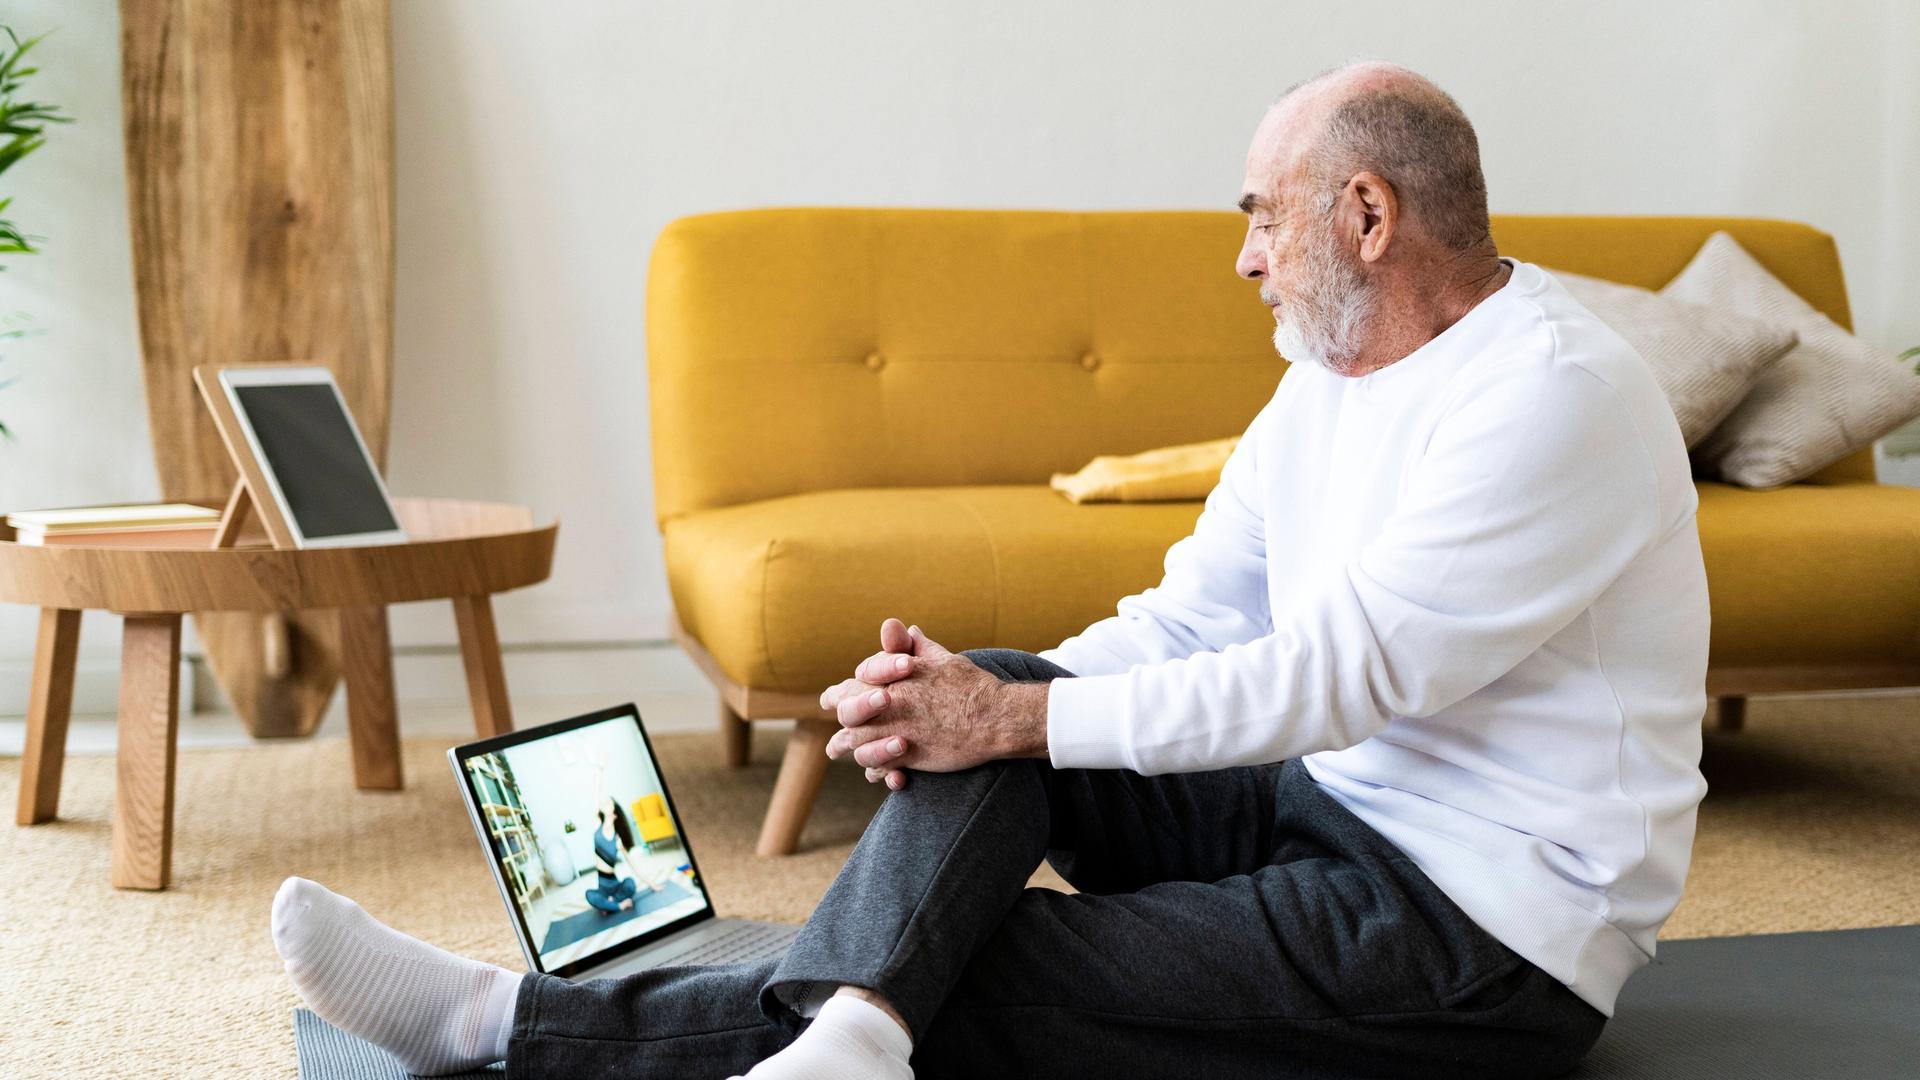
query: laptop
[{"left": 449, "top": 703, "right": 798, "bottom": 981}]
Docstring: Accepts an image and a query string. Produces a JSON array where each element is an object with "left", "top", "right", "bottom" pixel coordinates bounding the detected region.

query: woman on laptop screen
[{"left": 586, "top": 796, "right": 664, "bottom": 914}]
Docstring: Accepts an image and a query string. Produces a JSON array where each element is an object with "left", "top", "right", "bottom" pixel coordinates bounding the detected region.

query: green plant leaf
[
  {"left": 0, "top": 133, "right": 48, "bottom": 174},
  {"left": 0, "top": 22, "right": 69, "bottom": 274},
  {"left": 0, "top": 218, "right": 35, "bottom": 255}
]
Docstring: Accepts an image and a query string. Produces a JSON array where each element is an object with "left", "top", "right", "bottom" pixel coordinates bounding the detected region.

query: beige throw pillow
[
  {"left": 1549, "top": 269, "right": 1795, "bottom": 448},
  {"left": 1663, "top": 231, "right": 1920, "bottom": 488}
]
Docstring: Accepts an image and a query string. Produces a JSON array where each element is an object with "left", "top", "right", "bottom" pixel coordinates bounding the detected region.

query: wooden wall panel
[{"left": 120, "top": 0, "right": 394, "bottom": 736}]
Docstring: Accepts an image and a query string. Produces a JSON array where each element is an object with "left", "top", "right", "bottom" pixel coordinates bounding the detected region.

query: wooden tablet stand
[
  {"left": 211, "top": 479, "right": 270, "bottom": 550},
  {"left": 193, "top": 364, "right": 327, "bottom": 552}
]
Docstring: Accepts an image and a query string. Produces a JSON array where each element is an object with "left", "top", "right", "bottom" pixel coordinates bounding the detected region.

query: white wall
[
  {"left": 0, "top": 3, "right": 156, "bottom": 702},
  {"left": 3, "top": 1, "right": 1917, "bottom": 703}
]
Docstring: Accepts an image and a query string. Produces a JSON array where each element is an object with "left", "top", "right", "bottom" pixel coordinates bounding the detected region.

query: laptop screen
[{"left": 451, "top": 705, "right": 713, "bottom": 977}]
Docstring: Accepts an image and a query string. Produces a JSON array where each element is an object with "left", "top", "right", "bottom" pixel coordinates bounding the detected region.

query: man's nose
[{"left": 1235, "top": 239, "right": 1266, "bottom": 280}]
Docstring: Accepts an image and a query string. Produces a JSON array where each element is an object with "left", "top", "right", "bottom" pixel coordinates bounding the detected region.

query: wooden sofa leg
[
  {"left": 1716, "top": 696, "right": 1747, "bottom": 733},
  {"left": 756, "top": 717, "right": 836, "bottom": 857},
  {"left": 721, "top": 701, "right": 751, "bottom": 767}
]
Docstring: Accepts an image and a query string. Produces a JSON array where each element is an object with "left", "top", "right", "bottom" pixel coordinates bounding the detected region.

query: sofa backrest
[{"left": 647, "top": 209, "right": 1868, "bottom": 524}]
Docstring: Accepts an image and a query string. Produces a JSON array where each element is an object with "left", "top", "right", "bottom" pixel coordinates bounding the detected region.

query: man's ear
[{"left": 1347, "top": 170, "right": 1397, "bottom": 263}]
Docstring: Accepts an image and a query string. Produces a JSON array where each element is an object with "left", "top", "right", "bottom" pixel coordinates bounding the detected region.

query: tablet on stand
[{"left": 193, "top": 364, "right": 408, "bottom": 550}]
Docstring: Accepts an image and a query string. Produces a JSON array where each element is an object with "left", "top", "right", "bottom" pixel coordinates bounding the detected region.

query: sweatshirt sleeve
[
  {"left": 1046, "top": 363, "right": 1663, "bottom": 774},
  {"left": 1035, "top": 404, "right": 1273, "bottom": 679}
]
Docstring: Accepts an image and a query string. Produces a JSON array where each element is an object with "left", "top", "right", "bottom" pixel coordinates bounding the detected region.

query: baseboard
[
  {"left": 383, "top": 599, "right": 672, "bottom": 651},
  {"left": 382, "top": 639, "right": 710, "bottom": 713},
  {"left": 4, "top": 639, "right": 701, "bottom": 729},
  {"left": 0, "top": 654, "right": 194, "bottom": 720},
  {"left": 0, "top": 600, "right": 675, "bottom": 691},
  {"left": 0, "top": 639, "right": 733, "bottom": 758},
  {"left": 184, "top": 638, "right": 721, "bottom": 732}
]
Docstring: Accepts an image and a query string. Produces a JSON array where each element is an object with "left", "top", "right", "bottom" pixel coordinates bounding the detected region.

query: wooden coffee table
[{"left": 1, "top": 497, "right": 557, "bottom": 890}]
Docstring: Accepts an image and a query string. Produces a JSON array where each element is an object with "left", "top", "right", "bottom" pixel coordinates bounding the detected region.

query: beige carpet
[{"left": 3, "top": 693, "right": 1917, "bottom": 1078}]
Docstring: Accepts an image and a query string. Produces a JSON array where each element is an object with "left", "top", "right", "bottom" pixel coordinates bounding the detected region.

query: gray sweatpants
[{"left": 505, "top": 649, "right": 1606, "bottom": 1079}]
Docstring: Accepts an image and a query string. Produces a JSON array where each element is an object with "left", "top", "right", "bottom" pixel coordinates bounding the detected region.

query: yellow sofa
[{"left": 648, "top": 208, "right": 1920, "bottom": 856}]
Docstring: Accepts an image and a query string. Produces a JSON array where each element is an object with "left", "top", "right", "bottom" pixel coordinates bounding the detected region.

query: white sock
[
  {"left": 271, "top": 877, "right": 522, "bottom": 1075},
  {"left": 737, "top": 994, "right": 915, "bottom": 1080}
]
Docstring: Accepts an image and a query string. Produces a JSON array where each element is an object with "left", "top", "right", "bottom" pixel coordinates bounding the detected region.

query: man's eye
[{"left": 1252, "top": 222, "right": 1280, "bottom": 232}]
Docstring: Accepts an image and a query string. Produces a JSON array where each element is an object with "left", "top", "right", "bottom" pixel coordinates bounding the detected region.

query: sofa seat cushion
[
  {"left": 665, "top": 480, "right": 1920, "bottom": 700},
  {"left": 663, "top": 486, "right": 1203, "bottom": 695},
  {"left": 1696, "top": 481, "right": 1920, "bottom": 666}
]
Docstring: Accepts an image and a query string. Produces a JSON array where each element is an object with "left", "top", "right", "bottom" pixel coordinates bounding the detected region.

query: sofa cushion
[
  {"left": 664, "top": 486, "right": 1203, "bottom": 695},
  {"left": 1697, "top": 480, "right": 1920, "bottom": 665},
  {"left": 667, "top": 481, "right": 1920, "bottom": 698}
]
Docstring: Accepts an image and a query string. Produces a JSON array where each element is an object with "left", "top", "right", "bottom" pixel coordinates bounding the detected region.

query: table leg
[
  {"left": 16, "top": 608, "right": 82, "bottom": 826},
  {"left": 340, "top": 605, "right": 402, "bottom": 790},
  {"left": 112, "top": 613, "right": 181, "bottom": 891},
  {"left": 453, "top": 594, "right": 512, "bottom": 738}
]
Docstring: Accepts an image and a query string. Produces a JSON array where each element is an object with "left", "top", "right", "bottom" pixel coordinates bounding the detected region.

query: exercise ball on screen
[{"left": 544, "top": 840, "right": 577, "bottom": 886}]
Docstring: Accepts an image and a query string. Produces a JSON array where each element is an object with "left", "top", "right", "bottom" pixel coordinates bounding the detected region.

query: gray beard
[{"left": 1268, "top": 223, "right": 1377, "bottom": 375}]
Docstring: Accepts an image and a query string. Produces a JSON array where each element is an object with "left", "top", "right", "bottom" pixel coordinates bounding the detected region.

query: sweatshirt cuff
[
  {"left": 1033, "top": 645, "right": 1076, "bottom": 672},
  {"left": 1046, "top": 673, "right": 1134, "bottom": 771}
]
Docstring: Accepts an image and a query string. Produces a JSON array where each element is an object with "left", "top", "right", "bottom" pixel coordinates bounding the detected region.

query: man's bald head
[
  {"left": 1261, "top": 61, "right": 1491, "bottom": 252},
  {"left": 1235, "top": 61, "right": 1509, "bottom": 377}
]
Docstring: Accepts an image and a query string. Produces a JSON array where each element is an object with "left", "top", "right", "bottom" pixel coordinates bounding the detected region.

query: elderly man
[{"left": 271, "top": 61, "right": 1708, "bottom": 1079}]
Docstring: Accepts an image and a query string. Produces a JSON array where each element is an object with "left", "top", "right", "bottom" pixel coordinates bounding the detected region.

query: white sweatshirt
[{"left": 1037, "top": 258, "right": 1710, "bottom": 1017}]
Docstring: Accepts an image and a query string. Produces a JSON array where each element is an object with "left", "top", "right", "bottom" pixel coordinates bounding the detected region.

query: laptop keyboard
[{"left": 652, "top": 922, "right": 797, "bottom": 968}]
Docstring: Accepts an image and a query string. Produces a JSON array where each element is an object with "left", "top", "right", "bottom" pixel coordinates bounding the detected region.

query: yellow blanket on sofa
[{"left": 1049, "top": 436, "right": 1240, "bottom": 504}]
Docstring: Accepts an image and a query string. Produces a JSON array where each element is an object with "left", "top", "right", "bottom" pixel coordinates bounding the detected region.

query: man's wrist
[{"left": 988, "top": 682, "right": 1051, "bottom": 761}]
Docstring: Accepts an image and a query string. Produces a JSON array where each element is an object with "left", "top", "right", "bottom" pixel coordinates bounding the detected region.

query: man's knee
[
  {"left": 961, "top": 647, "right": 1073, "bottom": 684},
  {"left": 961, "top": 648, "right": 1024, "bottom": 682},
  {"left": 879, "top": 756, "right": 1048, "bottom": 821}
]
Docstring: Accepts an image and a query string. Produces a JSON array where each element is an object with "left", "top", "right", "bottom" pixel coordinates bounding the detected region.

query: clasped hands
[{"left": 819, "top": 618, "right": 1049, "bottom": 790}]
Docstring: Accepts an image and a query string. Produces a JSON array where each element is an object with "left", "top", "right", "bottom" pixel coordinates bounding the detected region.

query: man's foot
[
  {"left": 620, "top": 897, "right": 635, "bottom": 911},
  {"left": 271, "top": 877, "right": 522, "bottom": 1076},
  {"left": 735, "top": 994, "right": 914, "bottom": 1080}
]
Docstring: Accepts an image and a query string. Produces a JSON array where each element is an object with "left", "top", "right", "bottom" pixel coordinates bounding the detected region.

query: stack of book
[{"left": 5, "top": 503, "right": 224, "bottom": 548}]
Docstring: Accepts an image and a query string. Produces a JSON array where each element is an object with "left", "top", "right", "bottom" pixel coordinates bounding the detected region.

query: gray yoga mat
[
  {"left": 294, "top": 1008, "right": 501, "bottom": 1078},
  {"left": 537, "top": 879, "right": 697, "bottom": 954},
  {"left": 1564, "top": 924, "right": 1920, "bottom": 1078},
  {"left": 296, "top": 924, "right": 1920, "bottom": 1078}
]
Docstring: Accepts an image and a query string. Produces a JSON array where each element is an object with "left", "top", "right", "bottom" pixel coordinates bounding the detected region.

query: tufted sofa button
[
  {"left": 865, "top": 352, "right": 886, "bottom": 371},
  {"left": 1079, "top": 352, "right": 1101, "bottom": 372}
]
